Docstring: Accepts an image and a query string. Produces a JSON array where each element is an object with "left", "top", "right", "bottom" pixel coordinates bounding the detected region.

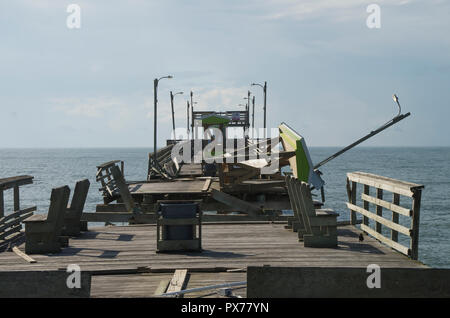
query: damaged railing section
[
  {"left": 96, "top": 160, "right": 124, "bottom": 204},
  {"left": 346, "top": 172, "right": 424, "bottom": 260},
  {"left": 0, "top": 175, "right": 36, "bottom": 249},
  {"left": 147, "top": 143, "right": 182, "bottom": 180}
]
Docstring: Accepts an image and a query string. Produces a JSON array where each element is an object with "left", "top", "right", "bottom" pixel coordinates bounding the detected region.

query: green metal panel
[
  {"left": 279, "top": 124, "right": 310, "bottom": 182},
  {"left": 201, "top": 115, "right": 230, "bottom": 126},
  {"left": 279, "top": 122, "right": 325, "bottom": 190}
]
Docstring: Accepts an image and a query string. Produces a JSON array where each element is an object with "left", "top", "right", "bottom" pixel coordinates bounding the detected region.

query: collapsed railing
[
  {"left": 346, "top": 172, "right": 424, "bottom": 260},
  {"left": 96, "top": 160, "right": 124, "bottom": 204}
]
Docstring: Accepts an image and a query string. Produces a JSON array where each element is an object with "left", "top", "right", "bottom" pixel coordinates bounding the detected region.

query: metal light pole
[
  {"left": 247, "top": 90, "right": 251, "bottom": 129},
  {"left": 170, "top": 91, "right": 183, "bottom": 139},
  {"left": 252, "top": 95, "right": 255, "bottom": 138},
  {"left": 251, "top": 81, "right": 267, "bottom": 138},
  {"left": 190, "top": 91, "right": 195, "bottom": 139},
  {"left": 243, "top": 91, "right": 251, "bottom": 138},
  {"left": 186, "top": 100, "right": 190, "bottom": 138},
  {"left": 154, "top": 75, "right": 172, "bottom": 166}
]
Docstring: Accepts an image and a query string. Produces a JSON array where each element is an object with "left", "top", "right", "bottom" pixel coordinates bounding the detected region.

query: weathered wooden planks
[
  {"left": 91, "top": 272, "right": 247, "bottom": 298},
  {"left": 0, "top": 223, "right": 426, "bottom": 278}
]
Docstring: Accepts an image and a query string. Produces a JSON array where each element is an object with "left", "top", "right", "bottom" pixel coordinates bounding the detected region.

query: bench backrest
[
  {"left": 69, "top": 179, "right": 90, "bottom": 217},
  {"left": 46, "top": 186, "right": 71, "bottom": 234},
  {"left": 298, "top": 181, "right": 316, "bottom": 218},
  {"left": 286, "top": 176, "right": 312, "bottom": 233}
]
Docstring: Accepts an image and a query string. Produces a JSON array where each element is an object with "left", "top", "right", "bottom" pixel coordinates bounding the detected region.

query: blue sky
[{"left": 1, "top": 0, "right": 449, "bottom": 147}]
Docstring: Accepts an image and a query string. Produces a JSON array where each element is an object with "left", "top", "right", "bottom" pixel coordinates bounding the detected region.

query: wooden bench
[
  {"left": 61, "top": 179, "right": 90, "bottom": 237},
  {"left": 285, "top": 176, "right": 338, "bottom": 248},
  {"left": 23, "top": 186, "right": 70, "bottom": 254}
]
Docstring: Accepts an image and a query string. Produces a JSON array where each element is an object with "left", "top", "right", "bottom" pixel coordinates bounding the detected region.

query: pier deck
[{"left": 0, "top": 222, "right": 426, "bottom": 297}]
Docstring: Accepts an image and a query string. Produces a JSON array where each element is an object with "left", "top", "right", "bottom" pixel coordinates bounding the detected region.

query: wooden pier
[{"left": 2, "top": 118, "right": 450, "bottom": 298}]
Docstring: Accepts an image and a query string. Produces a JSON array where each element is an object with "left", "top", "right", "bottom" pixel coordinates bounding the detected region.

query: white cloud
[
  {"left": 194, "top": 86, "right": 250, "bottom": 111},
  {"left": 50, "top": 97, "right": 136, "bottom": 132},
  {"left": 51, "top": 97, "right": 124, "bottom": 118},
  {"left": 257, "top": 0, "right": 415, "bottom": 21}
]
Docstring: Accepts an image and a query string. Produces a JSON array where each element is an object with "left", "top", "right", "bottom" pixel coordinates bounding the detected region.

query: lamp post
[
  {"left": 190, "top": 91, "right": 195, "bottom": 139},
  {"left": 186, "top": 100, "right": 190, "bottom": 138},
  {"left": 252, "top": 95, "right": 255, "bottom": 138},
  {"left": 243, "top": 91, "right": 251, "bottom": 138},
  {"left": 251, "top": 81, "right": 267, "bottom": 138},
  {"left": 170, "top": 91, "right": 183, "bottom": 139},
  {"left": 153, "top": 75, "right": 172, "bottom": 166}
]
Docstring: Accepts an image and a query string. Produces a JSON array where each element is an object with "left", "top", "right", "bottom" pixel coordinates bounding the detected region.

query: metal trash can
[{"left": 160, "top": 203, "right": 197, "bottom": 240}]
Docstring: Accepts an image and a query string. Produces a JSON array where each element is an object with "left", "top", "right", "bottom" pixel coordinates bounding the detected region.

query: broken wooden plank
[
  {"left": 211, "top": 189, "right": 262, "bottom": 216},
  {"left": 166, "top": 269, "right": 188, "bottom": 295},
  {"left": 153, "top": 278, "right": 171, "bottom": 296},
  {"left": 202, "top": 178, "right": 212, "bottom": 192},
  {"left": 12, "top": 246, "right": 36, "bottom": 264}
]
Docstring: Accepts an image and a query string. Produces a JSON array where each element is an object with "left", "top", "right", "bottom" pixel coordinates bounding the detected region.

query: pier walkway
[{"left": 0, "top": 222, "right": 426, "bottom": 297}]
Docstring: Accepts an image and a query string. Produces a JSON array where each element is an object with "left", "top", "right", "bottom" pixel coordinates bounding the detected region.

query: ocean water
[{"left": 0, "top": 147, "right": 449, "bottom": 268}]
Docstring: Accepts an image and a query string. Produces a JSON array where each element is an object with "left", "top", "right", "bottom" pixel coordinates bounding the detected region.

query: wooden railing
[
  {"left": 346, "top": 172, "right": 424, "bottom": 260},
  {"left": 0, "top": 176, "right": 36, "bottom": 247},
  {"left": 96, "top": 160, "right": 124, "bottom": 204}
]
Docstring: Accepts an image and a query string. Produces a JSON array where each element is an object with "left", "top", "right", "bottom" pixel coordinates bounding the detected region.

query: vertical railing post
[
  {"left": 391, "top": 193, "right": 400, "bottom": 242},
  {"left": 0, "top": 189, "right": 4, "bottom": 218},
  {"left": 13, "top": 185, "right": 20, "bottom": 212},
  {"left": 375, "top": 188, "right": 383, "bottom": 233},
  {"left": 363, "top": 185, "right": 370, "bottom": 227},
  {"left": 347, "top": 178, "right": 357, "bottom": 225},
  {"left": 410, "top": 189, "right": 422, "bottom": 260}
]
